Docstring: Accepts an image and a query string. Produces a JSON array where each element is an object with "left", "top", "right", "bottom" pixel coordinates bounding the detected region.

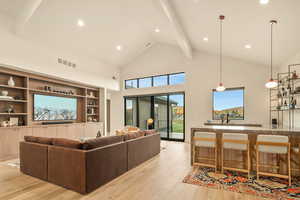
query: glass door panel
[
  {"left": 138, "top": 96, "right": 151, "bottom": 130},
  {"left": 154, "top": 95, "right": 168, "bottom": 139},
  {"left": 169, "top": 94, "right": 184, "bottom": 140},
  {"left": 125, "top": 98, "right": 137, "bottom": 127}
]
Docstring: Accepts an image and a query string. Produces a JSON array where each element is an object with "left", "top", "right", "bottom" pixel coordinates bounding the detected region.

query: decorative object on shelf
[
  {"left": 295, "top": 86, "right": 300, "bottom": 93},
  {"left": 87, "top": 116, "right": 93, "bottom": 122},
  {"left": 271, "top": 118, "right": 278, "bottom": 129},
  {"left": 0, "top": 95, "right": 13, "bottom": 100},
  {"left": 96, "top": 131, "right": 102, "bottom": 138},
  {"left": 9, "top": 117, "right": 18, "bottom": 126},
  {"left": 1, "top": 90, "right": 8, "bottom": 96},
  {"left": 44, "top": 86, "right": 52, "bottom": 91},
  {"left": 216, "top": 15, "right": 226, "bottom": 92},
  {"left": 14, "top": 95, "right": 23, "bottom": 100},
  {"left": 265, "top": 20, "right": 278, "bottom": 89},
  {"left": 92, "top": 118, "right": 97, "bottom": 122},
  {"left": 7, "top": 76, "right": 15, "bottom": 87},
  {"left": 4, "top": 104, "right": 15, "bottom": 113},
  {"left": 290, "top": 97, "right": 297, "bottom": 109},
  {"left": 292, "top": 71, "right": 298, "bottom": 79},
  {"left": 18, "top": 118, "right": 25, "bottom": 126},
  {"left": 89, "top": 91, "right": 95, "bottom": 97},
  {"left": 0, "top": 121, "right": 9, "bottom": 127}
]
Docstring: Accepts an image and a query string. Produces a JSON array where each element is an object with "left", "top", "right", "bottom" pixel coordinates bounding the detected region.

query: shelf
[
  {"left": 86, "top": 96, "right": 99, "bottom": 99},
  {"left": 29, "top": 89, "right": 86, "bottom": 98},
  {"left": 87, "top": 114, "right": 98, "bottom": 116},
  {"left": 87, "top": 105, "right": 98, "bottom": 107},
  {"left": 0, "top": 84, "right": 27, "bottom": 90},
  {"left": 0, "top": 113, "right": 28, "bottom": 116},
  {"left": 0, "top": 99, "right": 27, "bottom": 103}
]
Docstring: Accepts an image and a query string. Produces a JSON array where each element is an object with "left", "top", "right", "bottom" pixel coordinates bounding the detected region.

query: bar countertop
[{"left": 191, "top": 125, "right": 300, "bottom": 135}]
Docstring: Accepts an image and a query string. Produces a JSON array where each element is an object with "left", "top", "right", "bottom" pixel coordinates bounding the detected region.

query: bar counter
[{"left": 191, "top": 126, "right": 300, "bottom": 175}]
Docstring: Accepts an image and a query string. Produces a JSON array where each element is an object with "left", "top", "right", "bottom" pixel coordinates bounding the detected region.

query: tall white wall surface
[{"left": 110, "top": 43, "right": 270, "bottom": 142}]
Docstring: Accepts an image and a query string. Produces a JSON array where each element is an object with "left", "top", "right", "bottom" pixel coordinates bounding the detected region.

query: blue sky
[
  {"left": 213, "top": 89, "right": 244, "bottom": 111},
  {"left": 34, "top": 94, "right": 77, "bottom": 111},
  {"left": 169, "top": 94, "right": 184, "bottom": 106}
]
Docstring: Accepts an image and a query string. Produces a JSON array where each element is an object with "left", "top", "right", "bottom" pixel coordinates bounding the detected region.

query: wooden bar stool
[
  {"left": 221, "top": 133, "right": 250, "bottom": 178},
  {"left": 193, "top": 132, "right": 217, "bottom": 172},
  {"left": 256, "top": 135, "right": 291, "bottom": 186}
]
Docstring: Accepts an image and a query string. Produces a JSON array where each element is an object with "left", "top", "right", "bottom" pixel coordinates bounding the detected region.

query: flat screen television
[{"left": 33, "top": 94, "right": 77, "bottom": 121}]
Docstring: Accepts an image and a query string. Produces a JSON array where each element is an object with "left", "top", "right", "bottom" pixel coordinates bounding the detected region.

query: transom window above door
[{"left": 125, "top": 72, "right": 185, "bottom": 89}]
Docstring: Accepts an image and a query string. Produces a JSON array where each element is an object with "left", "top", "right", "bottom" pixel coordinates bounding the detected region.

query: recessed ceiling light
[
  {"left": 116, "top": 45, "right": 123, "bottom": 51},
  {"left": 154, "top": 28, "right": 160, "bottom": 33},
  {"left": 260, "top": 0, "right": 269, "bottom": 5},
  {"left": 77, "top": 19, "right": 85, "bottom": 27},
  {"left": 203, "top": 37, "right": 208, "bottom": 42},
  {"left": 245, "top": 44, "right": 252, "bottom": 49}
]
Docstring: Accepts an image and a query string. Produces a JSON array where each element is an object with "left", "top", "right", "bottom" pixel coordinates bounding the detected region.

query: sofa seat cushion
[
  {"left": 24, "top": 136, "right": 53, "bottom": 145},
  {"left": 52, "top": 138, "right": 83, "bottom": 149},
  {"left": 124, "top": 131, "right": 144, "bottom": 141},
  {"left": 82, "top": 135, "right": 124, "bottom": 150}
]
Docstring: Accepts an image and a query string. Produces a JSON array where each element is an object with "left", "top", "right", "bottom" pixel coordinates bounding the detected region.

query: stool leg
[
  {"left": 221, "top": 141, "right": 224, "bottom": 174},
  {"left": 256, "top": 144, "right": 259, "bottom": 181},
  {"left": 214, "top": 145, "right": 217, "bottom": 173},
  {"left": 288, "top": 145, "right": 291, "bottom": 186},
  {"left": 193, "top": 145, "right": 196, "bottom": 166},
  {"left": 248, "top": 143, "right": 251, "bottom": 178}
]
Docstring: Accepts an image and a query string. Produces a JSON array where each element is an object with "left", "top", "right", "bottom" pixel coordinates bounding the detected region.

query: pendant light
[
  {"left": 216, "top": 15, "right": 226, "bottom": 92},
  {"left": 265, "top": 20, "right": 278, "bottom": 89}
]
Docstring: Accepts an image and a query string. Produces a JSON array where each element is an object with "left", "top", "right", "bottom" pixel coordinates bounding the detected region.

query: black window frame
[
  {"left": 212, "top": 87, "right": 245, "bottom": 121},
  {"left": 125, "top": 79, "right": 138, "bottom": 89},
  {"left": 124, "top": 72, "right": 185, "bottom": 90},
  {"left": 124, "top": 92, "right": 185, "bottom": 142}
]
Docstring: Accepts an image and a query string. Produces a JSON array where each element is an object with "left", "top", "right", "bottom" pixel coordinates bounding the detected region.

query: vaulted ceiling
[{"left": 0, "top": 0, "right": 299, "bottom": 68}]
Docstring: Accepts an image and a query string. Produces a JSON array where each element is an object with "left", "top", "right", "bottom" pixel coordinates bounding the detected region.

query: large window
[
  {"left": 125, "top": 72, "right": 185, "bottom": 89},
  {"left": 125, "top": 79, "right": 137, "bottom": 89},
  {"left": 139, "top": 77, "right": 152, "bottom": 88},
  {"left": 213, "top": 87, "right": 244, "bottom": 120},
  {"left": 153, "top": 75, "right": 168, "bottom": 87},
  {"left": 169, "top": 73, "right": 185, "bottom": 85}
]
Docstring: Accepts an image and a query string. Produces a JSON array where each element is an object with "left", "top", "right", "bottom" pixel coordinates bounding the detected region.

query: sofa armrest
[
  {"left": 85, "top": 142, "right": 127, "bottom": 193},
  {"left": 20, "top": 142, "right": 48, "bottom": 181},
  {"left": 47, "top": 146, "right": 87, "bottom": 194}
]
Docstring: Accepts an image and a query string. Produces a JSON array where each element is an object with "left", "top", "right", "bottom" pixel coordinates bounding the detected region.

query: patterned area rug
[{"left": 183, "top": 167, "right": 300, "bottom": 200}]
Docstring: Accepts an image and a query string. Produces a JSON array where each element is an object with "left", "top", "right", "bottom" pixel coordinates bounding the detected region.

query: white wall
[
  {"left": 111, "top": 43, "right": 270, "bottom": 142},
  {"left": 0, "top": 14, "right": 119, "bottom": 90}
]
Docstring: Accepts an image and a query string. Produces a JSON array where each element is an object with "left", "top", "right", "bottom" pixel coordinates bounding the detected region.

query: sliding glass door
[
  {"left": 138, "top": 96, "right": 152, "bottom": 130},
  {"left": 154, "top": 95, "right": 168, "bottom": 139},
  {"left": 169, "top": 94, "right": 185, "bottom": 140},
  {"left": 125, "top": 97, "right": 137, "bottom": 127},
  {"left": 124, "top": 93, "right": 185, "bottom": 142}
]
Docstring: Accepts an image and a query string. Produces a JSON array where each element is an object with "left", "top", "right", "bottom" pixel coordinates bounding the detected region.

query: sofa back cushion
[
  {"left": 24, "top": 136, "right": 53, "bottom": 145},
  {"left": 52, "top": 138, "right": 82, "bottom": 149},
  {"left": 82, "top": 135, "right": 124, "bottom": 150},
  {"left": 123, "top": 131, "right": 144, "bottom": 141},
  {"left": 143, "top": 130, "right": 157, "bottom": 136}
]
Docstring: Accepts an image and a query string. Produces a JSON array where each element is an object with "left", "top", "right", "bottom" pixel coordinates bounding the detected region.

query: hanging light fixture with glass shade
[
  {"left": 216, "top": 15, "right": 226, "bottom": 92},
  {"left": 265, "top": 20, "right": 278, "bottom": 89}
]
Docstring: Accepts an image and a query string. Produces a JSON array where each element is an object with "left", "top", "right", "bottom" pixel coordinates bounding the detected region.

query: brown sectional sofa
[{"left": 20, "top": 131, "right": 160, "bottom": 194}]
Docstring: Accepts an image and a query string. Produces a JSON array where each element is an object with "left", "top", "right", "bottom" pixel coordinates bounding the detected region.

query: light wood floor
[{"left": 0, "top": 141, "right": 265, "bottom": 200}]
